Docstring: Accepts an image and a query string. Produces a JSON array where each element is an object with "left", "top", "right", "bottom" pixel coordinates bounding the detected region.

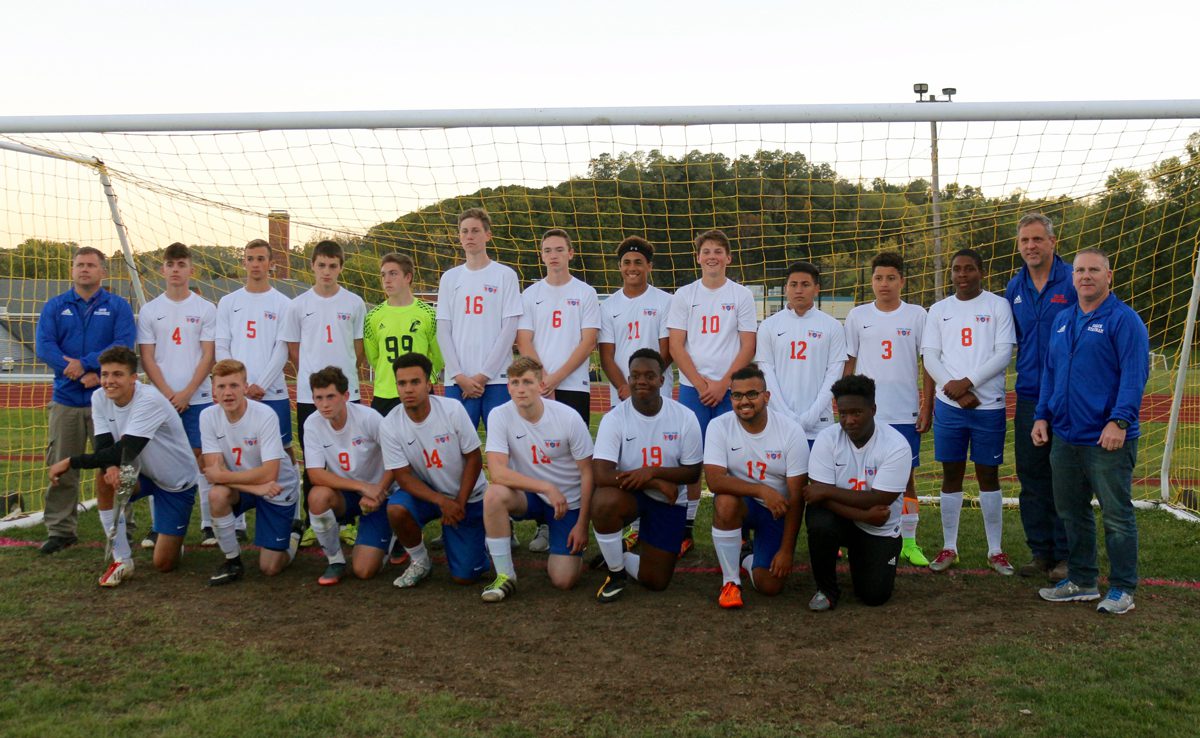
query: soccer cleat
[
  {"left": 200, "top": 526, "right": 218, "bottom": 547},
  {"left": 679, "top": 535, "right": 694, "bottom": 558},
  {"left": 392, "top": 558, "right": 433, "bottom": 589},
  {"left": 318, "top": 562, "right": 347, "bottom": 586},
  {"left": 339, "top": 522, "right": 358, "bottom": 546},
  {"left": 481, "top": 572, "right": 516, "bottom": 602},
  {"left": 299, "top": 526, "right": 317, "bottom": 548},
  {"left": 900, "top": 540, "right": 930, "bottom": 567},
  {"left": 209, "top": 558, "right": 245, "bottom": 586},
  {"left": 928, "top": 548, "right": 958, "bottom": 572},
  {"left": 140, "top": 531, "right": 158, "bottom": 549},
  {"left": 235, "top": 528, "right": 248, "bottom": 544},
  {"left": 1039, "top": 579, "right": 1101, "bottom": 603},
  {"left": 988, "top": 552, "right": 1015, "bottom": 576},
  {"left": 808, "top": 590, "right": 833, "bottom": 612},
  {"left": 98, "top": 559, "right": 133, "bottom": 587},
  {"left": 527, "top": 523, "right": 550, "bottom": 553},
  {"left": 389, "top": 539, "right": 410, "bottom": 566},
  {"left": 428, "top": 531, "right": 444, "bottom": 550},
  {"left": 587, "top": 552, "right": 609, "bottom": 571},
  {"left": 1096, "top": 588, "right": 1136, "bottom": 615},
  {"left": 1018, "top": 557, "right": 1052, "bottom": 578},
  {"left": 596, "top": 570, "right": 628, "bottom": 604},
  {"left": 718, "top": 581, "right": 743, "bottom": 609},
  {"left": 622, "top": 529, "right": 639, "bottom": 550}
]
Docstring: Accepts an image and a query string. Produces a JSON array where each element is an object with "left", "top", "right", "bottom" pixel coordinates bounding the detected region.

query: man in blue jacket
[
  {"left": 1033, "top": 248, "right": 1148, "bottom": 615},
  {"left": 35, "top": 246, "right": 136, "bottom": 553},
  {"left": 1006, "top": 213, "right": 1075, "bottom": 581}
]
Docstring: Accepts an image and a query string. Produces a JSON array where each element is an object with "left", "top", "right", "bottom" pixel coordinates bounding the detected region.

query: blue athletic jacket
[
  {"left": 1035, "top": 292, "right": 1148, "bottom": 445},
  {"left": 35, "top": 287, "right": 136, "bottom": 407},
  {"left": 1005, "top": 256, "right": 1076, "bottom": 401}
]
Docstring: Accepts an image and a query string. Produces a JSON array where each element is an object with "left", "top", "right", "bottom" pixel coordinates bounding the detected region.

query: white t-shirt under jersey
[
  {"left": 808, "top": 423, "right": 912, "bottom": 538},
  {"left": 216, "top": 287, "right": 292, "bottom": 401},
  {"left": 922, "top": 291, "right": 1016, "bottom": 410},
  {"left": 599, "top": 285, "right": 675, "bottom": 405},
  {"left": 755, "top": 306, "right": 846, "bottom": 439},
  {"left": 517, "top": 276, "right": 601, "bottom": 392},
  {"left": 92, "top": 382, "right": 198, "bottom": 492},
  {"left": 702, "top": 410, "right": 808, "bottom": 508},
  {"left": 280, "top": 286, "right": 365, "bottom": 404},
  {"left": 200, "top": 399, "right": 300, "bottom": 507},
  {"left": 379, "top": 395, "right": 487, "bottom": 503},
  {"left": 844, "top": 301, "right": 928, "bottom": 425},
  {"left": 593, "top": 397, "right": 704, "bottom": 507},
  {"left": 436, "top": 260, "right": 523, "bottom": 386},
  {"left": 136, "top": 291, "right": 217, "bottom": 406},
  {"left": 667, "top": 278, "right": 757, "bottom": 385},
  {"left": 485, "top": 399, "right": 594, "bottom": 510},
  {"left": 303, "top": 401, "right": 388, "bottom": 490}
]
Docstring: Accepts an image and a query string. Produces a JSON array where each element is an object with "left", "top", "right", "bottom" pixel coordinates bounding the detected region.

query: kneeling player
[
  {"left": 202, "top": 359, "right": 301, "bottom": 585},
  {"left": 706, "top": 365, "right": 808, "bottom": 609},
  {"left": 48, "top": 346, "right": 198, "bottom": 586},
  {"left": 804, "top": 375, "right": 911, "bottom": 610},
  {"left": 303, "top": 366, "right": 393, "bottom": 585},
  {"left": 480, "top": 356, "right": 594, "bottom": 601},
  {"left": 591, "top": 349, "right": 702, "bottom": 602},
  {"left": 380, "top": 353, "right": 490, "bottom": 587}
]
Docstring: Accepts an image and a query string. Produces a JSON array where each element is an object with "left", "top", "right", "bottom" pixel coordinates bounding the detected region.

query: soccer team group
[{"left": 37, "top": 208, "right": 1151, "bottom": 614}]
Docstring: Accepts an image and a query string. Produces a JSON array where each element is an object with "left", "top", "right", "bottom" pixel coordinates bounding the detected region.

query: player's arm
[
  {"left": 657, "top": 336, "right": 672, "bottom": 372},
  {"left": 515, "top": 328, "right": 541, "bottom": 364},
  {"left": 771, "top": 473, "right": 808, "bottom": 578},
  {"left": 710, "top": 331, "right": 756, "bottom": 401},
  {"left": 179, "top": 340, "right": 215, "bottom": 401},
  {"left": 215, "top": 304, "right": 232, "bottom": 362},
  {"left": 614, "top": 460, "right": 701, "bottom": 503},
  {"left": 354, "top": 338, "right": 368, "bottom": 379},
  {"left": 800, "top": 341, "right": 845, "bottom": 428},
  {"left": 668, "top": 328, "right": 706, "bottom": 389},
  {"left": 204, "top": 452, "right": 281, "bottom": 488},
  {"left": 568, "top": 455, "right": 593, "bottom": 554},
  {"left": 545, "top": 327, "right": 598, "bottom": 392},
  {"left": 479, "top": 316, "right": 519, "bottom": 384},
  {"left": 843, "top": 356, "right": 857, "bottom": 376},
  {"left": 963, "top": 342, "right": 1014, "bottom": 389},
  {"left": 805, "top": 479, "right": 899, "bottom": 511},
  {"left": 704, "top": 463, "right": 779, "bottom": 508},
  {"left": 917, "top": 365, "right": 936, "bottom": 433},
  {"left": 307, "top": 464, "right": 375, "bottom": 498},
  {"left": 598, "top": 342, "right": 628, "bottom": 398},
  {"left": 486, "top": 451, "right": 558, "bottom": 499}
]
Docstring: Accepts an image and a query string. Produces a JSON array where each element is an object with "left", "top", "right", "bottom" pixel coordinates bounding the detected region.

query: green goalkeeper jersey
[{"left": 363, "top": 298, "right": 443, "bottom": 399}]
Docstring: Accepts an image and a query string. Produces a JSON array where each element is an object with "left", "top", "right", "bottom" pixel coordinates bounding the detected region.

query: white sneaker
[
  {"left": 99, "top": 559, "right": 134, "bottom": 587},
  {"left": 392, "top": 558, "right": 433, "bottom": 589},
  {"left": 528, "top": 523, "right": 550, "bottom": 553}
]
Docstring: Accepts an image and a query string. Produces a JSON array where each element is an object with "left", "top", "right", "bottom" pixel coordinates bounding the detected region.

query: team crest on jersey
[
  {"left": 337, "top": 312, "right": 352, "bottom": 321},
  {"left": 807, "top": 329, "right": 823, "bottom": 339},
  {"left": 409, "top": 320, "right": 421, "bottom": 332},
  {"left": 352, "top": 436, "right": 368, "bottom": 447},
  {"left": 975, "top": 315, "right": 991, "bottom": 324},
  {"left": 544, "top": 439, "right": 562, "bottom": 449},
  {"left": 720, "top": 303, "right": 735, "bottom": 312},
  {"left": 642, "top": 308, "right": 658, "bottom": 317},
  {"left": 1051, "top": 293, "right": 1068, "bottom": 304},
  {"left": 765, "top": 450, "right": 782, "bottom": 460},
  {"left": 662, "top": 431, "right": 679, "bottom": 441},
  {"left": 865, "top": 465, "right": 877, "bottom": 477},
  {"left": 243, "top": 437, "right": 259, "bottom": 447},
  {"left": 264, "top": 310, "right": 278, "bottom": 321},
  {"left": 185, "top": 315, "right": 201, "bottom": 324},
  {"left": 484, "top": 284, "right": 498, "bottom": 294},
  {"left": 1087, "top": 322, "right": 1105, "bottom": 334},
  {"left": 566, "top": 298, "right": 580, "bottom": 307},
  {"left": 434, "top": 433, "right": 451, "bottom": 444},
  {"left": 896, "top": 328, "right": 912, "bottom": 337}
]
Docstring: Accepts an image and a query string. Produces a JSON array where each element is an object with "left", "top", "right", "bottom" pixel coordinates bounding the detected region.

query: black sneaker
[
  {"left": 140, "top": 531, "right": 158, "bottom": 550},
  {"left": 39, "top": 535, "right": 78, "bottom": 554},
  {"left": 596, "top": 569, "right": 628, "bottom": 604},
  {"left": 209, "top": 557, "right": 245, "bottom": 586},
  {"left": 235, "top": 528, "right": 248, "bottom": 544},
  {"left": 200, "top": 526, "right": 218, "bottom": 547}
]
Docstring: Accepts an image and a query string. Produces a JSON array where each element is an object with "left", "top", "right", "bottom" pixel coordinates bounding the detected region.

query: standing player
[
  {"left": 922, "top": 248, "right": 1016, "bottom": 575},
  {"left": 302, "top": 366, "right": 393, "bottom": 585},
  {"left": 47, "top": 346, "right": 198, "bottom": 586},
  {"left": 478, "top": 357, "right": 594, "bottom": 602},
  {"left": 380, "top": 353, "right": 491, "bottom": 587},
  {"left": 598, "top": 236, "right": 675, "bottom": 407},
  {"left": 201, "top": 359, "right": 302, "bottom": 585},
  {"left": 667, "top": 229, "right": 757, "bottom": 553},
  {"left": 136, "top": 242, "right": 216, "bottom": 546},
  {"left": 843, "top": 251, "right": 936, "bottom": 566},
  {"left": 591, "top": 349, "right": 702, "bottom": 602},
  {"left": 363, "top": 253, "right": 442, "bottom": 417},
  {"left": 705, "top": 365, "right": 808, "bottom": 609}
]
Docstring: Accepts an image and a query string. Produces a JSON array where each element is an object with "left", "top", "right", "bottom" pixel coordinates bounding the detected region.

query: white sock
[
  {"left": 486, "top": 536, "right": 515, "bottom": 579},
  {"left": 197, "top": 476, "right": 213, "bottom": 528},
  {"left": 235, "top": 512, "right": 247, "bottom": 532},
  {"left": 901, "top": 512, "right": 919, "bottom": 541},
  {"left": 213, "top": 513, "right": 239, "bottom": 559},
  {"left": 623, "top": 551, "right": 641, "bottom": 580},
  {"left": 940, "top": 491, "right": 963, "bottom": 551},
  {"left": 405, "top": 542, "right": 431, "bottom": 568},
  {"left": 980, "top": 490, "right": 1004, "bottom": 555},
  {"left": 595, "top": 530, "right": 626, "bottom": 572},
  {"left": 309, "top": 509, "right": 344, "bottom": 564},
  {"left": 712, "top": 527, "right": 743, "bottom": 585},
  {"left": 742, "top": 554, "right": 756, "bottom": 590},
  {"left": 687, "top": 499, "right": 700, "bottom": 523},
  {"left": 99, "top": 508, "right": 132, "bottom": 562},
  {"left": 629, "top": 518, "right": 641, "bottom": 535}
]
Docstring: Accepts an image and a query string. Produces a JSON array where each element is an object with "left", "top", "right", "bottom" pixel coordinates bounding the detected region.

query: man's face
[
  {"left": 730, "top": 377, "right": 768, "bottom": 423},
  {"left": 1017, "top": 223, "right": 1056, "bottom": 271},
  {"left": 541, "top": 236, "right": 572, "bottom": 272},
  {"left": 871, "top": 266, "right": 904, "bottom": 303},
  {"left": 785, "top": 270, "right": 819, "bottom": 313},
  {"left": 507, "top": 370, "right": 541, "bottom": 409},
  {"left": 395, "top": 366, "right": 431, "bottom": 409},
  {"left": 951, "top": 255, "right": 983, "bottom": 297},
  {"left": 380, "top": 262, "right": 410, "bottom": 298},
  {"left": 836, "top": 394, "right": 875, "bottom": 442},
  {"left": 161, "top": 257, "right": 193, "bottom": 288},
  {"left": 628, "top": 357, "right": 664, "bottom": 402},
  {"left": 696, "top": 239, "right": 732, "bottom": 278},
  {"left": 243, "top": 247, "right": 272, "bottom": 281},
  {"left": 72, "top": 253, "right": 105, "bottom": 292},
  {"left": 312, "top": 255, "right": 343, "bottom": 288},
  {"left": 458, "top": 218, "right": 491, "bottom": 257},
  {"left": 1073, "top": 252, "right": 1112, "bottom": 303},
  {"left": 619, "top": 252, "right": 651, "bottom": 290},
  {"left": 312, "top": 383, "right": 349, "bottom": 420},
  {"left": 213, "top": 371, "right": 248, "bottom": 413},
  {"left": 100, "top": 361, "right": 137, "bottom": 404}
]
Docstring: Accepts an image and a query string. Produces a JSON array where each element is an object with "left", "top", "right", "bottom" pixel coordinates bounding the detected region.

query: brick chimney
[{"left": 268, "top": 210, "right": 290, "bottom": 279}]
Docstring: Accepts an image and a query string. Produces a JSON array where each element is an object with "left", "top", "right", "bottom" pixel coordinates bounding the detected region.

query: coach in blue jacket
[
  {"left": 1005, "top": 213, "right": 1075, "bottom": 581},
  {"left": 34, "top": 247, "right": 136, "bottom": 553},
  {"left": 1033, "top": 248, "right": 1148, "bottom": 615}
]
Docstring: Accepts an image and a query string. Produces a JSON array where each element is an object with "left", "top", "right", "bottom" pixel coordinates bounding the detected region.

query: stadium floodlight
[
  {"left": 913, "top": 83, "right": 929, "bottom": 101},
  {"left": 942, "top": 88, "right": 957, "bottom": 100}
]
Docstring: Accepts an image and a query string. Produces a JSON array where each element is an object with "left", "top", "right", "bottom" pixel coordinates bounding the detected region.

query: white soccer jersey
[
  {"left": 485, "top": 399, "right": 594, "bottom": 510},
  {"left": 280, "top": 287, "right": 365, "bottom": 404},
  {"left": 845, "top": 301, "right": 928, "bottom": 425},
  {"left": 808, "top": 423, "right": 912, "bottom": 538},
  {"left": 702, "top": 410, "right": 808, "bottom": 507},
  {"left": 599, "top": 285, "right": 675, "bottom": 404},
  {"left": 921, "top": 291, "right": 1016, "bottom": 410},
  {"left": 379, "top": 395, "right": 487, "bottom": 503},
  {"left": 136, "top": 291, "right": 217, "bottom": 405},
  {"left": 593, "top": 397, "right": 704, "bottom": 507},
  {"left": 216, "top": 287, "right": 292, "bottom": 400},
  {"left": 755, "top": 307, "right": 846, "bottom": 438},
  {"left": 303, "top": 401, "right": 387, "bottom": 487},
  {"left": 667, "top": 278, "right": 757, "bottom": 385},
  {"left": 436, "top": 260, "right": 522, "bottom": 386},
  {"left": 92, "top": 383, "right": 198, "bottom": 492},
  {"left": 517, "top": 277, "right": 601, "bottom": 392},
  {"left": 200, "top": 400, "right": 300, "bottom": 507}
]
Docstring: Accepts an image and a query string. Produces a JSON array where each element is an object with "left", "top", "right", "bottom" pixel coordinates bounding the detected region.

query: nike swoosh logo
[
  {"left": 216, "top": 434, "right": 226, "bottom": 439},
  {"left": 776, "top": 331, "right": 786, "bottom": 336},
  {"left": 731, "top": 446, "right": 742, "bottom": 451},
  {"left": 862, "top": 325, "right": 872, "bottom": 329},
  {"left": 306, "top": 311, "right": 316, "bottom": 317},
  {"left": 406, "top": 439, "right": 416, "bottom": 445},
  {"left": 691, "top": 303, "right": 701, "bottom": 307},
  {"left": 322, "top": 444, "right": 333, "bottom": 448},
  {"left": 156, "top": 316, "right": 165, "bottom": 320},
  {"left": 233, "top": 307, "right": 243, "bottom": 312},
  {"left": 835, "top": 462, "right": 846, "bottom": 467},
  {"left": 535, "top": 300, "right": 544, "bottom": 305},
  {"left": 275, "top": 536, "right": 287, "bottom": 542},
  {"left": 625, "top": 437, "right": 637, "bottom": 442},
  {"left": 516, "top": 433, "right": 527, "bottom": 439},
  {"left": 611, "top": 314, "right": 621, "bottom": 320},
  {"left": 942, "top": 317, "right": 953, "bottom": 321}
]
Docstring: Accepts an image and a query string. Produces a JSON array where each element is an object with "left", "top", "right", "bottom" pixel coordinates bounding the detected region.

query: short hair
[
  {"left": 786, "top": 261, "right": 821, "bottom": 285},
  {"left": 392, "top": 351, "right": 433, "bottom": 380},
  {"left": 312, "top": 240, "right": 344, "bottom": 265},
  {"left": 628, "top": 347, "right": 665, "bottom": 372},
  {"left": 951, "top": 247, "right": 983, "bottom": 271},
  {"left": 694, "top": 229, "right": 731, "bottom": 253},
  {"left": 163, "top": 242, "right": 191, "bottom": 262},
  {"left": 870, "top": 251, "right": 905, "bottom": 276},
  {"left": 731, "top": 364, "right": 766, "bottom": 384},
  {"left": 211, "top": 359, "right": 247, "bottom": 380},
  {"left": 73, "top": 246, "right": 107, "bottom": 266},
  {"left": 244, "top": 238, "right": 270, "bottom": 253},
  {"left": 457, "top": 207, "right": 492, "bottom": 231},
  {"left": 98, "top": 345, "right": 138, "bottom": 372},
  {"left": 1018, "top": 212, "right": 1055, "bottom": 238},
  {"left": 309, "top": 365, "right": 349, "bottom": 394},
  {"left": 616, "top": 235, "right": 654, "bottom": 263},
  {"left": 1074, "top": 247, "right": 1111, "bottom": 270},
  {"left": 507, "top": 355, "right": 544, "bottom": 379},
  {"left": 380, "top": 252, "right": 414, "bottom": 277},
  {"left": 831, "top": 374, "right": 876, "bottom": 405},
  {"left": 541, "top": 228, "right": 571, "bottom": 248}
]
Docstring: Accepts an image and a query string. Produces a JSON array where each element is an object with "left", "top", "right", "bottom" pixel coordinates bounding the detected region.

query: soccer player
[
  {"left": 363, "top": 253, "right": 442, "bottom": 417},
  {"left": 922, "top": 248, "right": 1016, "bottom": 575},
  {"left": 705, "top": 365, "right": 808, "bottom": 609},
  {"left": 478, "top": 356, "right": 594, "bottom": 602},
  {"left": 591, "top": 349, "right": 702, "bottom": 602},
  {"left": 48, "top": 346, "right": 198, "bottom": 586},
  {"left": 598, "top": 236, "right": 675, "bottom": 407},
  {"left": 843, "top": 251, "right": 936, "bottom": 566},
  {"left": 804, "top": 375, "right": 913, "bottom": 610},
  {"left": 667, "top": 229, "right": 757, "bottom": 553},
  {"left": 201, "top": 359, "right": 302, "bottom": 585},
  {"left": 303, "top": 366, "right": 393, "bottom": 585},
  {"left": 136, "top": 242, "right": 216, "bottom": 546},
  {"left": 435, "top": 207, "right": 522, "bottom": 431},
  {"left": 380, "top": 352, "right": 490, "bottom": 587}
]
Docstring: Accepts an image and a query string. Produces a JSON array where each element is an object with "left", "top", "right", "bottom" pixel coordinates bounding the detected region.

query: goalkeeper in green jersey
[{"left": 365, "top": 253, "right": 443, "bottom": 417}]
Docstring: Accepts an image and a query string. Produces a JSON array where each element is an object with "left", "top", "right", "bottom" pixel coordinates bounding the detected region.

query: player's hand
[
  {"left": 1031, "top": 419, "right": 1050, "bottom": 447},
  {"left": 567, "top": 520, "right": 588, "bottom": 554},
  {"left": 769, "top": 549, "right": 793, "bottom": 579},
  {"left": 103, "top": 465, "right": 122, "bottom": 488},
  {"left": 246, "top": 384, "right": 266, "bottom": 401},
  {"left": 863, "top": 505, "right": 891, "bottom": 527},
  {"left": 48, "top": 458, "right": 71, "bottom": 484},
  {"left": 916, "top": 404, "right": 933, "bottom": 434},
  {"left": 616, "top": 466, "right": 658, "bottom": 491},
  {"left": 942, "top": 378, "right": 972, "bottom": 400},
  {"left": 252, "top": 482, "right": 283, "bottom": 498},
  {"left": 539, "top": 374, "right": 560, "bottom": 398},
  {"left": 616, "top": 384, "right": 632, "bottom": 401},
  {"left": 203, "top": 463, "right": 226, "bottom": 485},
  {"left": 471, "top": 374, "right": 491, "bottom": 398},
  {"left": 545, "top": 487, "right": 568, "bottom": 520},
  {"left": 700, "top": 377, "right": 729, "bottom": 407},
  {"left": 803, "top": 484, "right": 829, "bottom": 505},
  {"left": 439, "top": 498, "right": 465, "bottom": 527},
  {"left": 454, "top": 374, "right": 483, "bottom": 399},
  {"left": 759, "top": 488, "right": 788, "bottom": 519},
  {"left": 650, "top": 478, "right": 680, "bottom": 504},
  {"left": 80, "top": 372, "right": 100, "bottom": 389},
  {"left": 956, "top": 392, "right": 981, "bottom": 410},
  {"left": 1099, "top": 421, "right": 1127, "bottom": 452},
  {"left": 63, "top": 356, "right": 84, "bottom": 380},
  {"left": 167, "top": 391, "right": 190, "bottom": 414}
]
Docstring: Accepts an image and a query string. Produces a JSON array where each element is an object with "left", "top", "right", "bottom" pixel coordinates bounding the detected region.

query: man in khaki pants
[{"left": 35, "top": 247, "right": 136, "bottom": 553}]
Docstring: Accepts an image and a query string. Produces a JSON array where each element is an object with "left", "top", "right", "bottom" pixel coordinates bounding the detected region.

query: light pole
[{"left": 914, "top": 83, "right": 955, "bottom": 296}]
